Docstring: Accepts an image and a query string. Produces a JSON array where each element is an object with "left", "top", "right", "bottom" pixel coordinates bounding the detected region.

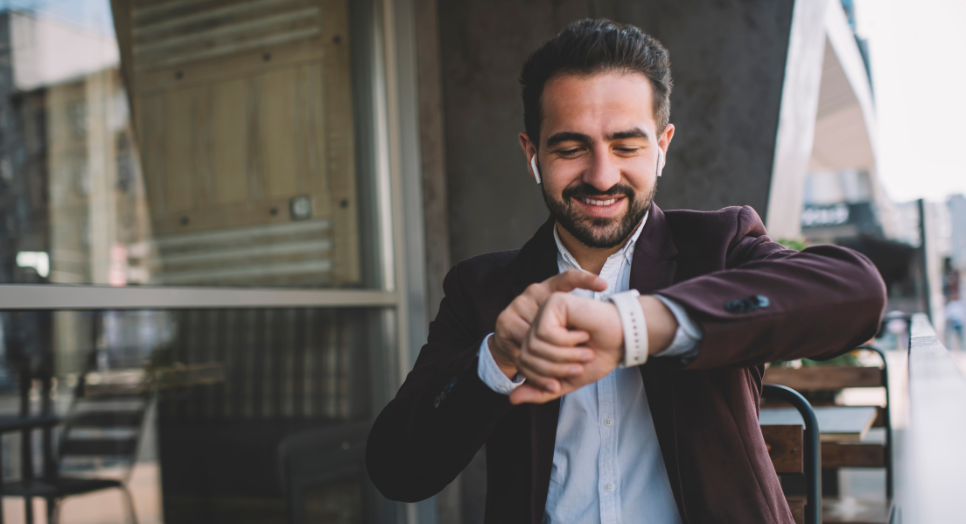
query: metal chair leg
[
  {"left": 45, "top": 498, "right": 58, "bottom": 524},
  {"left": 762, "top": 384, "right": 822, "bottom": 524},
  {"left": 120, "top": 486, "right": 139, "bottom": 524}
]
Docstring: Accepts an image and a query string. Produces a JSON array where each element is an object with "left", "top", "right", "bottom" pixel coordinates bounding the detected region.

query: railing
[{"left": 896, "top": 313, "right": 966, "bottom": 523}]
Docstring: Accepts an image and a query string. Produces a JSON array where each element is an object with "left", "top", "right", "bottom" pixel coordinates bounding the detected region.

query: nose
[{"left": 582, "top": 146, "right": 621, "bottom": 192}]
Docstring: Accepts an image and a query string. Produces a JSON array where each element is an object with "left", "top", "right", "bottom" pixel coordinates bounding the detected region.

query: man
[{"left": 367, "top": 19, "right": 886, "bottom": 523}]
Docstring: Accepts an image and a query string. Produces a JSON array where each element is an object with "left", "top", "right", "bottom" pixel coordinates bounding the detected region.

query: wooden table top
[{"left": 759, "top": 406, "right": 878, "bottom": 442}]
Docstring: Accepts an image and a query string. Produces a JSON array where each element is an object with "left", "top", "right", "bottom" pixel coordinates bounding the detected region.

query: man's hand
[
  {"left": 489, "top": 270, "right": 607, "bottom": 383},
  {"left": 509, "top": 293, "right": 679, "bottom": 405}
]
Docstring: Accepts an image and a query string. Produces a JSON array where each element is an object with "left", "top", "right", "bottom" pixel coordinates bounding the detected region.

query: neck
[{"left": 555, "top": 222, "right": 636, "bottom": 275}]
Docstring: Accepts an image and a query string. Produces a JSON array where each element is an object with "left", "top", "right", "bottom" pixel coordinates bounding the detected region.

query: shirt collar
[{"left": 552, "top": 209, "right": 650, "bottom": 271}]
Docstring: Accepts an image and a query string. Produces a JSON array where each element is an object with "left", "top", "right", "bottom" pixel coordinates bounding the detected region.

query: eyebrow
[
  {"left": 608, "top": 128, "right": 650, "bottom": 141},
  {"left": 544, "top": 127, "right": 651, "bottom": 148},
  {"left": 545, "top": 131, "right": 591, "bottom": 148}
]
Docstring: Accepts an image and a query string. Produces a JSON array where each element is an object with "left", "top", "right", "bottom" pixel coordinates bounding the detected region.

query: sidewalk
[{"left": 1, "top": 461, "right": 162, "bottom": 524}]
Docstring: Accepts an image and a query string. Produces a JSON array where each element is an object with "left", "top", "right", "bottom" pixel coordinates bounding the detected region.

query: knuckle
[
  {"left": 535, "top": 320, "right": 551, "bottom": 338},
  {"left": 497, "top": 309, "right": 515, "bottom": 327}
]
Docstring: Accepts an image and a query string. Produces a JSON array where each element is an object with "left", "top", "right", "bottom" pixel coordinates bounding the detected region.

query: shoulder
[
  {"left": 663, "top": 205, "right": 766, "bottom": 241},
  {"left": 435, "top": 249, "right": 524, "bottom": 335},
  {"left": 443, "top": 249, "right": 522, "bottom": 302},
  {"left": 661, "top": 205, "right": 782, "bottom": 272}
]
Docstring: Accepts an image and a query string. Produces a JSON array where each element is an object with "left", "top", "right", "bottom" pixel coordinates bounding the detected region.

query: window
[
  {"left": 0, "top": 1, "right": 418, "bottom": 522},
  {"left": 1, "top": 0, "right": 384, "bottom": 289}
]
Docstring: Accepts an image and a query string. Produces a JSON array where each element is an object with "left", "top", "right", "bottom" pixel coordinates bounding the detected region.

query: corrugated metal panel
[
  {"left": 141, "top": 218, "right": 334, "bottom": 285},
  {"left": 132, "top": 0, "right": 323, "bottom": 71}
]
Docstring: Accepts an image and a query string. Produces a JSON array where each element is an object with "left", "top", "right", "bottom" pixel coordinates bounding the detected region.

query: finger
[
  {"left": 519, "top": 348, "right": 585, "bottom": 378},
  {"left": 508, "top": 297, "right": 542, "bottom": 327},
  {"left": 501, "top": 314, "right": 532, "bottom": 346},
  {"left": 517, "top": 366, "right": 561, "bottom": 394},
  {"left": 527, "top": 341, "right": 594, "bottom": 363},
  {"left": 534, "top": 321, "right": 591, "bottom": 348},
  {"left": 509, "top": 384, "right": 559, "bottom": 405},
  {"left": 546, "top": 269, "right": 608, "bottom": 294}
]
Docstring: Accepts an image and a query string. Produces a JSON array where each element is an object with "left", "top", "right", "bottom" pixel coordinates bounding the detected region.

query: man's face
[{"left": 521, "top": 71, "right": 674, "bottom": 249}]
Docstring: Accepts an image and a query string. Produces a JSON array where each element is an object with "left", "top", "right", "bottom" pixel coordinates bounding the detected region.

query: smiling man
[{"left": 367, "top": 19, "right": 886, "bottom": 523}]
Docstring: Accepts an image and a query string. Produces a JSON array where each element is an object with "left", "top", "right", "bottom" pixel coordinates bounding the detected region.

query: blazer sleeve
[
  {"left": 657, "top": 206, "right": 888, "bottom": 370},
  {"left": 366, "top": 262, "right": 514, "bottom": 502}
]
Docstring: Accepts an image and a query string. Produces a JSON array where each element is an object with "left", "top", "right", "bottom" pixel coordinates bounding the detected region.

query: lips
[
  {"left": 576, "top": 196, "right": 621, "bottom": 206},
  {"left": 572, "top": 195, "right": 626, "bottom": 217}
]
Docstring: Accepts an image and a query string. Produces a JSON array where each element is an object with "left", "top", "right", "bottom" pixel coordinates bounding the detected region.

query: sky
[
  {"left": 855, "top": 0, "right": 966, "bottom": 203},
  {"left": 0, "top": 0, "right": 114, "bottom": 36}
]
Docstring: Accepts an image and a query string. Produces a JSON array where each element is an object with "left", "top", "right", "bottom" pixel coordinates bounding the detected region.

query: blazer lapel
[
  {"left": 508, "top": 216, "right": 563, "bottom": 524},
  {"left": 629, "top": 204, "right": 689, "bottom": 521},
  {"left": 629, "top": 203, "right": 678, "bottom": 293},
  {"left": 510, "top": 215, "right": 559, "bottom": 295}
]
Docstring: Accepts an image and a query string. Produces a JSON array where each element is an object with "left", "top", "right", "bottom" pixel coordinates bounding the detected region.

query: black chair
[
  {"left": 276, "top": 420, "right": 372, "bottom": 524},
  {"left": 762, "top": 384, "right": 821, "bottom": 524},
  {"left": 764, "top": 346, "right": 896, "bottom": 523},
  {"left": 0, "top": 365, "right": 150, "bottom": 524}
]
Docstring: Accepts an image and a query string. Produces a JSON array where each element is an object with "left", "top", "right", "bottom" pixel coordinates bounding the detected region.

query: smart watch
[{"left": 607, "top": 289, "right": 649, "bottom": 368}]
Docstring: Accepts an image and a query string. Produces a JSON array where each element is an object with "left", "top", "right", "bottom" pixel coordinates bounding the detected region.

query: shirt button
[
  {"left": 604, "top": 483, "right": 615, "bottom": 493},
  {"left": 603, "top": 417, "right": 613, "bottom": 427}
]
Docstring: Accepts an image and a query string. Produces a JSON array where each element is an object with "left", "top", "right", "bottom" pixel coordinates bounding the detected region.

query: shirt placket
[
  {"left": 597, "top": 366, "right": 619, "bottom": 523},
  {"left": 597, "top": 253, "right": 625, "bottom": 524}
]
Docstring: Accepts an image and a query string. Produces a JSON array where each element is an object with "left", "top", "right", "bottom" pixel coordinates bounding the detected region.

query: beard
[{"left": 542, "top": 181, "right": 655, "bottom": 249}]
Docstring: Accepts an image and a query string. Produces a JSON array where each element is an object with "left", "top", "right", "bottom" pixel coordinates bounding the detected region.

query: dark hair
[{"left": 520, "top": 19, "right": 672, "bottom": 146}]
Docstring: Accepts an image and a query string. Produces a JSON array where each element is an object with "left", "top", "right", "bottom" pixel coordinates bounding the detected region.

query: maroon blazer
[{"left": 367, "top": 204, "right": 886, "bottom": 523}]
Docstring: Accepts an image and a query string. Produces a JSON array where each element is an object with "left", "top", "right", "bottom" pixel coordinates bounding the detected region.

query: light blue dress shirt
[{"left": 477, "top": 213, "right": 703, "bottom": 523}]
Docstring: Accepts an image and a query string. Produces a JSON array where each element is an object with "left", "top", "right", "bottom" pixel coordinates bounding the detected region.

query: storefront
[{"left": 0, "top": 1, "right": 430, "bottom": 522}]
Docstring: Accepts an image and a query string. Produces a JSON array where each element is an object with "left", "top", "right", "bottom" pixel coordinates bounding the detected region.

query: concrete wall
[
  {"left": 438, "top": 0, "right": 591, "bottom": 264},
  {"left": 438, "top": 0, "right": 798, "bottom": 265}
]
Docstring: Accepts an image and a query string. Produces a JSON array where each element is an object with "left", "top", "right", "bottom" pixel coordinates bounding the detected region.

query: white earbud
[
  {"left": 656, "top": 149, "right": 664, "bottom": 178},
  {"left": 530, "top": 154, "right": 542, "bottom": 184}
]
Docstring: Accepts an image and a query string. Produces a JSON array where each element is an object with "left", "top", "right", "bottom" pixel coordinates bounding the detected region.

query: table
[
  {"left": 760, "top": 406, "right": 878, "bottom": 442},
  {"left": 0, "top": 415, "right": 63, "bottom": 524}
]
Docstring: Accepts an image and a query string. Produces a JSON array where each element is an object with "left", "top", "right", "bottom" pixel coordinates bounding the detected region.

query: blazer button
[{"left": 725, "top": 299, "right": 747, "bottom": 314}]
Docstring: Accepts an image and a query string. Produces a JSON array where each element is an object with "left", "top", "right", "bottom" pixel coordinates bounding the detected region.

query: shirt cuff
[
  {"left": 477, "top": 334, "right": 526, "bottom": 395},
  {"left": 654, "top": 295, "right": 703, "bottom": 360}
]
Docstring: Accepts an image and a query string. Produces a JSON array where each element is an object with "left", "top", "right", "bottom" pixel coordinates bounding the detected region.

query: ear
[
  {"left": 657, "top": 123, "right": 674, "bottom": 177},
  {"left": 519, "top": 132, "right": 541, "bottom": 184}
]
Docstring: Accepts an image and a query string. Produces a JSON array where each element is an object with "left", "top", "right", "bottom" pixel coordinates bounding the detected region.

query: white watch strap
[{"left": 608, "top": 290, "right": 649, "bottom": 368}]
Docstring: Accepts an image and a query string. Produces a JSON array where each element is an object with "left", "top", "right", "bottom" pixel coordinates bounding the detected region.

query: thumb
[
  {"left": 509, "top": 384, "right": 559, "bottom": 405},
  {"left": 547, "top": 269, "right": 607, "bottom": 294}
]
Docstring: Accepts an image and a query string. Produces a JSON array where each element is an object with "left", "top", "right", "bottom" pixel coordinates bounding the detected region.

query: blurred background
[{"left": 0, "top": 0, "right": 961, "bottom": 523}]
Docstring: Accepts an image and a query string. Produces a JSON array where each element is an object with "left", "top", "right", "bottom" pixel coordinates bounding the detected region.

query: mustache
[{"left": 561, "top": 183, "right": 635, "bottom": 200}]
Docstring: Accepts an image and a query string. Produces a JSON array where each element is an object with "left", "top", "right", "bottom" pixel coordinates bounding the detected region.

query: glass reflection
[
  {"left": 0, "top": 0, "right": 371, "bottom": 289},
  {"left": 0, "top": 307, "right": 385, "bottom": 523}
]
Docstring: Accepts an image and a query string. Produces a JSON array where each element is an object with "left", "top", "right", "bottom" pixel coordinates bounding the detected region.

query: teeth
[{"left": 578, "top": 197, "right": 619, "bottom": 206}]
